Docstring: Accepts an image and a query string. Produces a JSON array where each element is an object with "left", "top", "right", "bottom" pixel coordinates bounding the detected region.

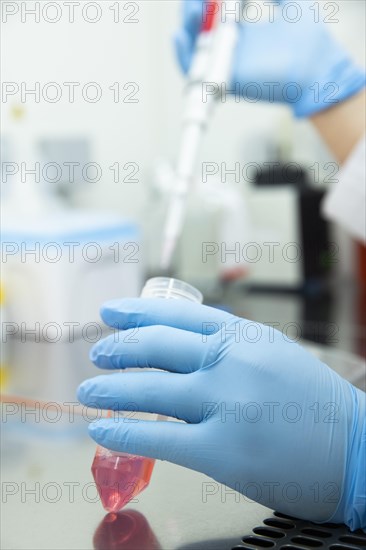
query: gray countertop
[{"left": 1, "top": 432, "right": 271, "bottom": 550}]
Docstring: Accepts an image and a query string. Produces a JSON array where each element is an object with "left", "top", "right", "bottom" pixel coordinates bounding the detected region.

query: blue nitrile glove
[
  {"left": 175, "top": 0, "right": 365, "bottom": 117},
  {"left": 78, "top": 299, "right": 365, "bottom": 530}
]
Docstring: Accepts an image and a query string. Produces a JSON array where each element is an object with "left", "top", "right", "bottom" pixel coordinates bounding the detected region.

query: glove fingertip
[
  {"left": 88, "top": 421, "right": 99, "bottom": 439},
  {"left": 99, "top": 300, "right": 121, "bottom": 328},
  {"left": 77, "top": 381, "right": 90, "bottom": 404},
  {"left": 99, "top": 298, "right": 138, "bottom": 328},
  {"left": 88, "top": 419, "right": 108, "bottom": 442},
  {"left": 89, "top": 343, "right": 100, "bottom": 365}
]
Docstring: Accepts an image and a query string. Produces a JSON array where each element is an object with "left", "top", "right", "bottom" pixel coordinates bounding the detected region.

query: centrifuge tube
[
  {"left": 92, "top": 435, "right": 155, "bottom": 513},
  {"left": 92, "top": 277, "right": 203, "bottom": 512}
]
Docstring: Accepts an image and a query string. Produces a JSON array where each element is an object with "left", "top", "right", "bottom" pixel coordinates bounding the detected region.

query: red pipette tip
[{"left": 201, "top": 0, "right": 219, "bottom": 32}]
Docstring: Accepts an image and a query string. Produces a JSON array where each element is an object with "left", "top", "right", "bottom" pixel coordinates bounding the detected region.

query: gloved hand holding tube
[
  {"left": 77, "top": 0, "right": 366, "bottom": 531},
  {"left": 78, "top": 298, "right": 365, "bottom": 530}
]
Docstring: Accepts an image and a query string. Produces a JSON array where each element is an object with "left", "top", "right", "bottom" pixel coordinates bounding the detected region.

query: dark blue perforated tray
[{"left": 232, "top": 511, "right": 366, "bottom": 550}]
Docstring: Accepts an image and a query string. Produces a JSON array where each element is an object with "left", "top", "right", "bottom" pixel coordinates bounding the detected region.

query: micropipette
[{"left": 161, "top": 0, "right": 242, "bottom": 270}]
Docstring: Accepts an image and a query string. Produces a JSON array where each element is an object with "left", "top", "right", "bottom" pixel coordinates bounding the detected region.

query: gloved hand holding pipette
[
  {"left": 77, "top": 298, "right": 365, "bottom": 529},
  {"left": 175, "top": 0, "right": 365, "bottom": 117},
  {"left": 162, "top": 0, "right": 365, "bottom": 270}
]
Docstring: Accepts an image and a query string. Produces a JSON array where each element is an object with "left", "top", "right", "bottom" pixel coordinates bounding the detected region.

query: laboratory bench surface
[
  {"left": 2, "top": 432, "right": 366, "bottom": 550},
  {"left": 1, "top": 433, "right": 271, "bottom": 550},
  {"left": 2, "top": 433, "right": 366, "bottom": 550},
  {"left": 1, "top": 285, "right": 366, "bottom": 550}
]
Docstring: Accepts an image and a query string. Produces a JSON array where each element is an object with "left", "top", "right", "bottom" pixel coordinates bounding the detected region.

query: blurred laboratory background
[{"left": 1, "top": 2, "right": 366, "bottom": 549}]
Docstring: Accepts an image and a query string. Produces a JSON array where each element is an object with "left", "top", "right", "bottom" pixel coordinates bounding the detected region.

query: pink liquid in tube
[
  {"left": 92, "top": 445, "right": 155, "bottom": 513},
  {"left": 91, "top": 278, "right": 203, "bottom": 512}
]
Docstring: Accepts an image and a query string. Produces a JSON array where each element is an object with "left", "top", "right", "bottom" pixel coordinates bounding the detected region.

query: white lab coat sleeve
[{"left": 322, "top": 135, "right": 366, "bottom": 243}]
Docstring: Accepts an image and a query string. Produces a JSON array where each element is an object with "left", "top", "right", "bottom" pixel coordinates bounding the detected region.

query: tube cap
[{"left": 141, "top": 277, "right": 203, "bottom": 303}]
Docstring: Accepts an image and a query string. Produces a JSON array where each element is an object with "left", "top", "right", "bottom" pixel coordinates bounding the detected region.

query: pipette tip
[{"left": 160, "top": 237, "right": 176, "bottom": 272}]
